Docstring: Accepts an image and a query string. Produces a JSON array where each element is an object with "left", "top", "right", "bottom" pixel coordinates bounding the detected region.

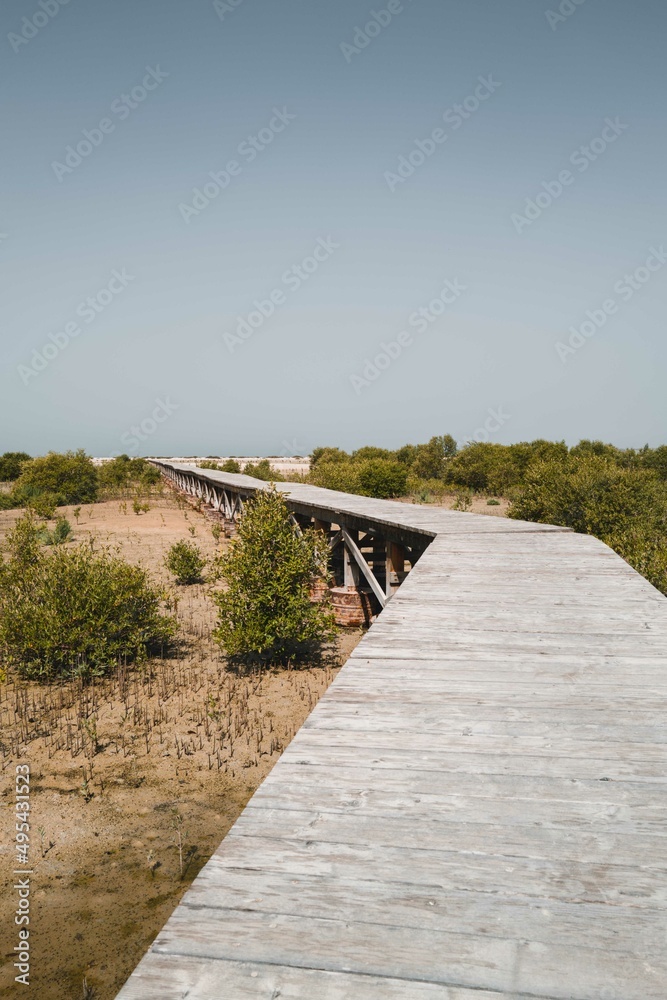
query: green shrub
[
  {"left": 410, "top": 436, "right": 456, "bottom": 479},
  {"left": 357, "top": 459, "right": 408, "bottom": 498},
  {"left": 446, "top": 443, "right": 524, "bottom": 494},
  {"left": 0, "top": 512, "right": 176, "bottom": 679},
  {"left": 606, "top": 526, "right": 667, "bottom": 594},
  {"left": 213, "top": 487, "right": 335, "bottom": 664},
  {"left": 243, "top": 459, "right": 283, "bottom": 481},
  {"left": 406, "top": 477, "right": 448, "bottom": 503},
  {"left": 509, "top": 456, "right": 667, "bottom": 595},
  {"left": 165, "top": 540, "right": 206, "bottom": 584},
  {"left": 26, "top": 492, "right": 59, "bottom": 519},
  {"left": 38, "top": 517, "right": 73, "bottom": 546},
  {"left": 98, "top": 455, "right": 160, "bottom": 493},
  {"left": 638, "top": 445, "right": 667, "bottom": 481},
  {"left": 453, "top": 487, "right": 473, "bottom": 511},
  {"left": 308, "top": 460, "right": 361, "bottom": 494},
  {"left": 0, "top": 452, "right": 31, "bottom": 481},
  {"left": 351, "top": 446, "right": 394, "bottom": 463},
  {"left": 221, "top": 459, "right": 242, "bottom": 473},
  {"left": 13, "top": 450, "right": 98, "bottom": 507},
  {"left": 310, "top": 447, "right": 350, "bottom": 466},
  {"left": 508, "top": 456, "right": 666, "bottom": 536}
]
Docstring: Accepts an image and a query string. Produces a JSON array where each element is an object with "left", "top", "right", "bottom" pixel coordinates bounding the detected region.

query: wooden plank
[
  {"left": 185, "top": 866, "right": 667, "bottom": 953},
  {"left": 206, "top": 833, "right": 667, "bottom": 907},
  {"left": 118, "top": 954, "right": 507, "bottom": 1000},
  {"left": 147, "top": 905, "right": 667, "bottom": 1000}
]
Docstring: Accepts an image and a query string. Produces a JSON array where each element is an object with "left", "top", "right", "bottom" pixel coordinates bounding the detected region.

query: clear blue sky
[{"left": 1, "top": 0, "right": 665, "bottom": 457}]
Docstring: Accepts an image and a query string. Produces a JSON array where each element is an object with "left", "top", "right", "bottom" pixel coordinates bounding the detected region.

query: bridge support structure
[{"left": 154, "top": 462, "right": 429, "bottom": 625}]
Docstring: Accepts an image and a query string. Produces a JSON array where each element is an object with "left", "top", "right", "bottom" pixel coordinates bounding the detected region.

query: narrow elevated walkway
[{"left": 118, "top": 468, "right": 667, "bottom": 999}]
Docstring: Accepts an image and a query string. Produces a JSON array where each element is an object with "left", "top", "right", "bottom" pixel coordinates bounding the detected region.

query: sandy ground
[
  {"left": 402, "top": 492, "right": 511, "bottom": 517},
  {"left": 0, "top": 490, "right": 361, "bottom": 1000}
]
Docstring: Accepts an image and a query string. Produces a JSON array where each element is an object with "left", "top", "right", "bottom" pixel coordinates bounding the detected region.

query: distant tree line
[{"left": 308, "top": 437, "right": 667, "bottom": 594}]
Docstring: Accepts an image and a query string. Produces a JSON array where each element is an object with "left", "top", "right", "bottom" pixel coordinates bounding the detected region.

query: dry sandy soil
[
  {"left": 404, "top": 493, "right": 511, "bottom": 517},
  {"left": 0, "top": 490, "right": 360, "bottom": 1000}
]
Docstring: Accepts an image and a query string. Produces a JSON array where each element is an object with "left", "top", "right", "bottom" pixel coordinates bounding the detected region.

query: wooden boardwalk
[{"left": 118, "top": 471, "right": 667, "bottom": 999}]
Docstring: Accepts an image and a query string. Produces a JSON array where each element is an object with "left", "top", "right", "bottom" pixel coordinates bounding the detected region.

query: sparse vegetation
[{"left": 213, "top": 487, "right": 336, "bottom": 664}]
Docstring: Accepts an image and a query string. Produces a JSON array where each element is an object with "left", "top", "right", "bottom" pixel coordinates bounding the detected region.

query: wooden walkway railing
[{"left": 117, "top": 463, "right": 667, "bottom": 1000}]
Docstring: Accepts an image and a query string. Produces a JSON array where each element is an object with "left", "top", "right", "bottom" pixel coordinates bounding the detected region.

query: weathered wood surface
[{"left": 117, "top": 469, "right": 667, "bottom": 999}]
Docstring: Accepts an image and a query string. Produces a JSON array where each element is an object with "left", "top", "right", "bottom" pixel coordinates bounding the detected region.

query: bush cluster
[
  {"left": 242, "top": 459, "right": 284, "bottom": 481},
  {"left": 508, "top": 454, "right": 667, "bottom": 594},
  {"left": 0, "top": 512, "right": 176, "bottom": 679},
  {"left": 98, "top": 454, "right": 160, "bottom": 493},
  {"left": 309, "top": 437, "right": 456, "bottom": 498},
  {"left": 0, "top": 451, "right": 162, "bottom": 513},
  {"left": 5, "top": 449, "right": 99, "bottom": 513},
  {"left": 198, "top": 458, "right": 242, "bottom": 473}
]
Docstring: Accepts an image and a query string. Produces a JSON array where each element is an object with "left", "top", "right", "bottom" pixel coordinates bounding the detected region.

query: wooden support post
[
  {"left": 386, "top": 541, "right": 406, "bottom": 598},
  {"left": 342, "top": 529, "right": 387, "bottom": 609},
  {"left": 343, "top": 529, "right": 360, "bottom": 588}
]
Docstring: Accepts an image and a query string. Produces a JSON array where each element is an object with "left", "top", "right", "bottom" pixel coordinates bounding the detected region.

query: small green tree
[
  {"left": 165, "top": 540, "right": 206, "bottom": 584},
  {"left": 213, "top": 488, "right": 335, "bottom": 663},
  {"left": 0, "top": 513, "right": 176, "bottom": 679},
  {"left": 357, "top": 459, "right": 408, "bottom": 498}
]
